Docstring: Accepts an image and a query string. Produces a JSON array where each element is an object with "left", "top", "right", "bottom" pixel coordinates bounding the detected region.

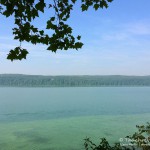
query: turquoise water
[{"left": 0, "top": 87, "right": 150, "bottom": 149}]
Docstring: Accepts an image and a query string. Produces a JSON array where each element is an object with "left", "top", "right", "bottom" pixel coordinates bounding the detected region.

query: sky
[{"left": 0, "top": 0, "right": 150, "bottom": 75}]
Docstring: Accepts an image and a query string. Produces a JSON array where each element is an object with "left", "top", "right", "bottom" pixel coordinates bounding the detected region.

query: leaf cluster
[
  {"left": 126, "top": 122, "right": 150, "bottom": 150},
  {"left": 81, "top": 0, "right": 113, "bottom": 11},
  {"left": 0, "top": 0, "right": 113, "bottom": 61},
  {"left": 84, "top": 138, "right": 131, "bottom": 150},
  {"left": 84, "top": 122, "right": 150, "bottom": 150},
  {"left": 7, "top": 46, "right": 28, "bottom": 61}
]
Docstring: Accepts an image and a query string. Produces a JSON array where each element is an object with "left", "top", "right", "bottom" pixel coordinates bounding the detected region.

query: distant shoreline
[{"left": 0, "top": 74, "right": 150, "bottom": 87}]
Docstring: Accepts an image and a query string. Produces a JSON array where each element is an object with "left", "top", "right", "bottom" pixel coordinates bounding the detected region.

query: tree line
[{"left": 0, "top": 74, "right": 150, "bottom": 87}]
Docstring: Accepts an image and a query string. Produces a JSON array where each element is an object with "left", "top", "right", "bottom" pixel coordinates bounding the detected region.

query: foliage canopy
[{"left": 0, "top": 0, "right": 113, "bottom": 61}]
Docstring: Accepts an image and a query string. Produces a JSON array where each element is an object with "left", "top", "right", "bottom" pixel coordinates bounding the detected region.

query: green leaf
[
  {"left": 107, "top": 0, "right": 113, "bottom": 2},
  {"left": 71, "top": 0, "right": 76, "bottom": 4},
  {"left": 50, "top": 17, "right": 55, "bottom": 21},
  {"left": 47, "top": 44, "right": 58, "bottom": 52},
  {"left": 75, "top": 42, "right": 83, "bottom": 49},
  {"left": 39, "top": 30, "right": 44, "bottom": 35},
  {"left": 46, "top": 20, "right": 53, "bottom": 29},
  {"left": 77, "top": 35, "right": 81, "bottom": 40},
  {"left": 94, "top": 4, "right": 99, "bottom": 10},
  {"left": 81, "top": 4, "right": 88, "bottom": 11},
  {"left": 3, "top": 10, "right": 10, "bottom": 17},
  {"left": 100, "top": 1, "right": 108, "bottom": 8},
  {"left": 35, "top": 0, "right": 45, "bottom": 12},
  {"left": 32, "top": 28, "right": 38, "bottom": 33}
]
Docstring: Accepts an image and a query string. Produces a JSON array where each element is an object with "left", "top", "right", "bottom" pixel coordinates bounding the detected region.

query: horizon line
[{"left": 0, "top": 74, "right": 150, "bottom": 77}]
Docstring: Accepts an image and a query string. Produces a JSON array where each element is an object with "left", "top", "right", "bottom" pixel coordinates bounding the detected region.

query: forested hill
[{"left": 0, "top": 74, "right": 150, "bottom": 87}]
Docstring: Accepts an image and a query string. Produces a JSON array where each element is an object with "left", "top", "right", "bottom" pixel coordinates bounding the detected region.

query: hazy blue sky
[{"left": 0, "top": 0, "right": 150, "bottom": 75}]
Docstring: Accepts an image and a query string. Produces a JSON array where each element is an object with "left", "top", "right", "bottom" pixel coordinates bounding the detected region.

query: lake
[{"left": 0, "top": 87, "right": 150, "bottom": 150}]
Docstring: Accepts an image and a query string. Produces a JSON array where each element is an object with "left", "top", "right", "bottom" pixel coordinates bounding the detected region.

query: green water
[
  {"left": 0, "top": 87, "right": 150, "bottom": 150},
  {"left": 0, "top": 114, "right": 150, "bottom": 150}
]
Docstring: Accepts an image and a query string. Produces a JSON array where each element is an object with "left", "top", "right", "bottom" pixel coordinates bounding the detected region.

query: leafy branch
[
  {"left": 84, "top": 122, "right": 150, "bottom": 150},
  {"left": 0, "top": 0, "right": 113, "bottom": 61}
]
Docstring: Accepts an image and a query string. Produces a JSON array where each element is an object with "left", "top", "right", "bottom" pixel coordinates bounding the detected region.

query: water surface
[{"left": 0, "top": 87, "right": 150, "bottom": 149}]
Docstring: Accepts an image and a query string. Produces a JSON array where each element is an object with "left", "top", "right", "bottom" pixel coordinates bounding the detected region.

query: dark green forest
[{"left": 0, "top": 74, "right": 150, "bottom": 87}]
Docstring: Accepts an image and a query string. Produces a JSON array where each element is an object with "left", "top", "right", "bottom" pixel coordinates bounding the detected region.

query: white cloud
[
  {"left": 125, "top": 22, "right": 150, "bottom": 35},
  {"left": 101, "top": 20, "right": 150, "bottom": 42}
]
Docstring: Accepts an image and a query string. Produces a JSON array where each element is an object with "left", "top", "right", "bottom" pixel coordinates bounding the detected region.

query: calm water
[{"left": 0, "top": 87, "right": 150, "bottom": 150}]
